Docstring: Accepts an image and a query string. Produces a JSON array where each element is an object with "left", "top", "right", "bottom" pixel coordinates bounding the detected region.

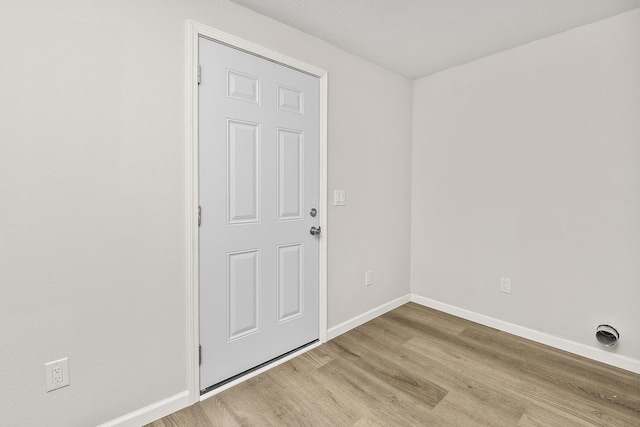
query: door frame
[{"left": 185, "top": 20, "right": 328, "bottom": 404}]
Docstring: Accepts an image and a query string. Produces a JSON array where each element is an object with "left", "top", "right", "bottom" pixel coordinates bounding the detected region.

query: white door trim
[{"left": 185, "top": 20, "right": 328, "bottom": 404}]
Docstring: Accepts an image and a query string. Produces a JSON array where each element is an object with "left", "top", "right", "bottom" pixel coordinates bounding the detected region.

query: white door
[{"left": 198, "top": 37, "right": 320, "bottom": 392}]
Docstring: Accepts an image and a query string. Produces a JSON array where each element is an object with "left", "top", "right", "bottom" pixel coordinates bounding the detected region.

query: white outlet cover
[
  {"left": 500, "top": 277, "right": 511, "bottom": 294},
  {"left": 45, "top": 358, "right": 70, "bottom": 392}
]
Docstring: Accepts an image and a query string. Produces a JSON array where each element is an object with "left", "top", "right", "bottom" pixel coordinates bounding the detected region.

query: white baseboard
[
  {"left": 327, "top": 294, "right": 411, "bottom": 340},
  {"left": 411, "top": 294, "right": 640, "bottom": 375},
  {"left": 97, "top": 390, "right": 190, "bottom": 427}
]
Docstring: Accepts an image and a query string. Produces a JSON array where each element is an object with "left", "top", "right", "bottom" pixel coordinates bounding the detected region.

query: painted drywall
[
  {"left": 411, "top": 9, "right": 640, "bottom": 367},
  {"left": 0, "top": 0, "right": 412, "bottom": 425}
]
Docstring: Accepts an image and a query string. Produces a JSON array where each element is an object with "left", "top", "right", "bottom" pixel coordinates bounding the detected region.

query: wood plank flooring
[{"left": 147, "top": 303, "right": 640, "bottom": 426}]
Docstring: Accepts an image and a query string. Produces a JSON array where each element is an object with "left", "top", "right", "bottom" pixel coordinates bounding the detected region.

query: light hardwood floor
[{"left": 147, "top": 303, "right": 640, "bottom": 426}]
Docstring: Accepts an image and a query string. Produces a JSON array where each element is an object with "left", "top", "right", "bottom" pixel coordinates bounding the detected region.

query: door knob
[{"left": 310, "top": 226, "right": 321, "bottom": 236}]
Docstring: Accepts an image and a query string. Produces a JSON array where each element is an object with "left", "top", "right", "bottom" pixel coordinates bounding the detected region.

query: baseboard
[
  {"left": 411, "top": 294, "right": 640, "bottom": 375},
  {"left": 327, "top": 294, "right": 411, "bottom": 340},
  {"left": 96, "top": 390, "right": 190, "bottom": 427}
]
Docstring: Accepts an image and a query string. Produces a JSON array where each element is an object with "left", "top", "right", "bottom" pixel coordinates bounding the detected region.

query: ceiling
[{"left": 229, "top": 0, "right": 640, "bottom": 79}]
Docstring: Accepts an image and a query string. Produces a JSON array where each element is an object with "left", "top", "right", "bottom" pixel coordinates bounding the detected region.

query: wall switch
[
  {"left": 45, "top": 358, "right": 69, "bottom": 392},
  {"left": 365, "top": 270, "right": 372, "bottom": 287},
  {"left": 334, "top": 190, "right": 346, "bottom": 206},
  {"left": 500, "top": 277, "right": 512, "bottom": 294}
]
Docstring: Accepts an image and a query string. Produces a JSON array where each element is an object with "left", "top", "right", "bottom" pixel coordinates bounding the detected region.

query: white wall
[
  {"left": 0, "top": 0, "right": 412, "bottom": 425},
  {"left": 412, "top": 9, "right": 640, "bottom": 369}
]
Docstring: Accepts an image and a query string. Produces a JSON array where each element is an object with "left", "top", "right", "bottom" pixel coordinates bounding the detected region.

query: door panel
[
  {"left": 277, "top": 129, "right": 303, "bottom": 220},
  {"left": 227, "top": 119, "right": 260, "bottom": 224},
  {"left": 227, "top": 249, "right": 260, "bottom": 340},
  {"left": 199, "top": 37, "right": 320, "bottom": 391},
  {"left": 277, "top": 243, "right": 303, "bottom": 322}
]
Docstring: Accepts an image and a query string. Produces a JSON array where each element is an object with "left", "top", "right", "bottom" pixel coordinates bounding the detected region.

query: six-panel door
[{"left": 198, "top": 37, "right": 320, "bottom": 391}]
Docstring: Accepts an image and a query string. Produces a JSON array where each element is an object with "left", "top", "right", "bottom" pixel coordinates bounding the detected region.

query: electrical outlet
[
  {"left": 45, "top": 358, "right": 69, "bottom": 392},
  {"left": 365, "top": 270, "right": 372, "bottom": 287},
  {"left": 52, "top": 366, "right": 63, "bottom": 384},
  {"left": 500, "top": 277, "right": 511, "bottom": 294}
]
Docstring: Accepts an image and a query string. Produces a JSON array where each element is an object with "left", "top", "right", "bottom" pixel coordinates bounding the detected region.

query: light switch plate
[
  {"left": 334, "top": 190, "right": 346, "bottom": 206},
  {"left": 365, "top": 271, "right": 372, "bottom": 287}
]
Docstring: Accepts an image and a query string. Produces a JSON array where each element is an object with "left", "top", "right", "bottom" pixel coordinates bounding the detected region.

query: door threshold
[{"left": 200, "top": 339, "right": 319, "bottom": 398}]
